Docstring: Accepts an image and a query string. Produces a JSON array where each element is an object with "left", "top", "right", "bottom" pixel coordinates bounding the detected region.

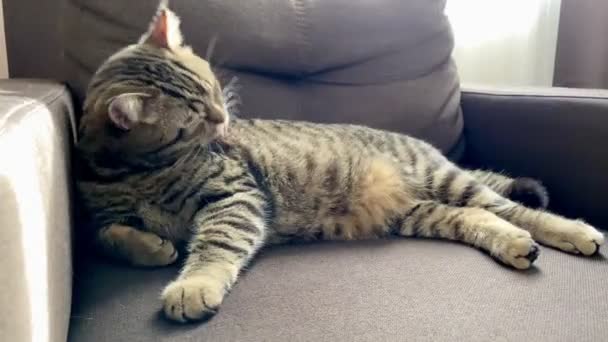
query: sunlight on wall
[{"left": 446, "top": 0, "right": 562, "bottom": 87}]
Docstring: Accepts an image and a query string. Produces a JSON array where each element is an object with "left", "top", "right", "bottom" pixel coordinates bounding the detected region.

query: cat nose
[{"left": 207, "top": 105, "right": 226, "bottom": 124}]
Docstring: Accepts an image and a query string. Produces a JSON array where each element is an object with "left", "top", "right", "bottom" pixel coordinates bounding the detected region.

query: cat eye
[{"left": 191, "top": 102, "right": 206, "bottom": 116}]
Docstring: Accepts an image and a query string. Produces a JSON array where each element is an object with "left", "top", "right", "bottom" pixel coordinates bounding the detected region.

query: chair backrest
[{"left": 62, "top": 0, "right": 462, "bottom": 152}]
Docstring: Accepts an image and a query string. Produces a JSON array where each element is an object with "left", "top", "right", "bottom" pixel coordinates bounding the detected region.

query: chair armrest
[
  {"left": 0, "top": 79, "right": 76, "bottom": 342},
  {"left": 461, "top": 85, "right": 608, "bottom": 228}
]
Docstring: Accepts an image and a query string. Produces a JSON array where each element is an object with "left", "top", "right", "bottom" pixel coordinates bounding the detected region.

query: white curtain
[{"left": 446, "top": 0, "right": 562, "bottom": 87}]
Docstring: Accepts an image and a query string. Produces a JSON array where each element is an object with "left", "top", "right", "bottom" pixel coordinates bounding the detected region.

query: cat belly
[{"left": 271, "top": 157, "right": 415, "bottom": 242}]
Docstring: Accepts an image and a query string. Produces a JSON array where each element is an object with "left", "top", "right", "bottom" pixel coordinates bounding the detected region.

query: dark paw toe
[
  {"left": 508, "top": 178, "right": 549, "bottom": 209},
  {"left": 525, "top": 244, "right": 540, "bottom": 262},
  {"left": 591, "top": 242, "right": 601, "bottom": 255}
]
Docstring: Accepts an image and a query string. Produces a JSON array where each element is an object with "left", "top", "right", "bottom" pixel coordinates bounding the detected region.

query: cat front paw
[
  {"left": 101, "top": 224, "right": 178, "bottom": 267},
  {"left": 161, "top": 277, "right": 225, "bottom": 323},
  {"left": 544, "top": 221, "right": 605, "bottom": 256},
  {"left": 493, "top": 232, "right": 540, "bottom": 270},
  {"left": 130, "top": 232, "right": 178, "bottom": 266}
]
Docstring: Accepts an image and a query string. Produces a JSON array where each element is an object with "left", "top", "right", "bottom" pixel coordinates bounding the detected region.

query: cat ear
[
  {"left": 107, "top": 93, "right": 148, "bottom": 130},
  {"left": 139, "top": 0, "right": 183, "bottom": 50}
]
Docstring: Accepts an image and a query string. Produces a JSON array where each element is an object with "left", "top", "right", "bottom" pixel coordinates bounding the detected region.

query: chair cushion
[
  {"left": 63, "top": 0, "right": 462, "bottom": 152},
  {"left": 68, "top": 240, "right": 608, "bottom": 341}
]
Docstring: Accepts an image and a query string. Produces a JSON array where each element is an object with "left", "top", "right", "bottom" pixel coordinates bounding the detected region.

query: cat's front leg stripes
[
  {"left": 396, "top": 201, "right": 540, "bottom": 269},
  {"left": 162, "top": 191, "right": 267, "bottom": 322}
]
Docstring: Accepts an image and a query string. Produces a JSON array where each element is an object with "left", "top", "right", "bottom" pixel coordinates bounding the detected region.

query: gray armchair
[{"left": 1, "top": 1, "right": 606, "bottom": 341}]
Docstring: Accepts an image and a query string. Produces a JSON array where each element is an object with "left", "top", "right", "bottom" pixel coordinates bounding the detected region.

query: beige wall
[{"left": 0, "top": 0, "right": 8, "bottom": 78}]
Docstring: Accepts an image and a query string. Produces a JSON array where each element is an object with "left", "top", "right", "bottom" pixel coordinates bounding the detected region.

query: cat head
[{"left": 78, "top": 0, "right": 229, "bottom": 162}]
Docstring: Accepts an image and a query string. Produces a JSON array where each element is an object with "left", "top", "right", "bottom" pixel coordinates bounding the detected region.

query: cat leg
[
  {"left": 395, "top": 201, "right": 540, "bottom": 269},
  {"left": 431, "top": 165, "right": 604, "bottom": 255},
  {"left": 161, "top": 192, "right": 267, "bottom": 322},
  {"left": 466, "top": 187, "right": 604, "bottom": 255},
  {"left": 97, "top": 224, "right": 178, "bottom": 266},
  {"left": 468, "top": 169, "right": 548, "bottom": 209}
]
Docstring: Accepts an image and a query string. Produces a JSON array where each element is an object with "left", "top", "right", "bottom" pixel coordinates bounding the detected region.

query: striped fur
[{"left": 77, "top": 3, "right": 605, "bottom": 323}]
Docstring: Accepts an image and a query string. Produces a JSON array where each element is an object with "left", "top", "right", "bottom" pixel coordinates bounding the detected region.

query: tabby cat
[{"left": 77, "top": 2, "right": 605, "bottom": 323}]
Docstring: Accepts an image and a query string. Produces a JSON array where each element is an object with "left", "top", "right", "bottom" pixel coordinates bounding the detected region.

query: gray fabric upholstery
[
  {"left": 0, "top": 80, "right": 75, "bottom": 342},
  {"left": 69, "top": 240, "right": 608, "bottom": 342},
  {"left": 4, "top": 1, "right": 606, "bottom": 341},
  {"left": 3, "top": 0, "right": 65, "bottom": 80},
  {"left": 461, "top": 85, "right": 608, "bottom": 228},
  {"left": 63, "top": 0, "right": 462, "bottom": 152}
]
